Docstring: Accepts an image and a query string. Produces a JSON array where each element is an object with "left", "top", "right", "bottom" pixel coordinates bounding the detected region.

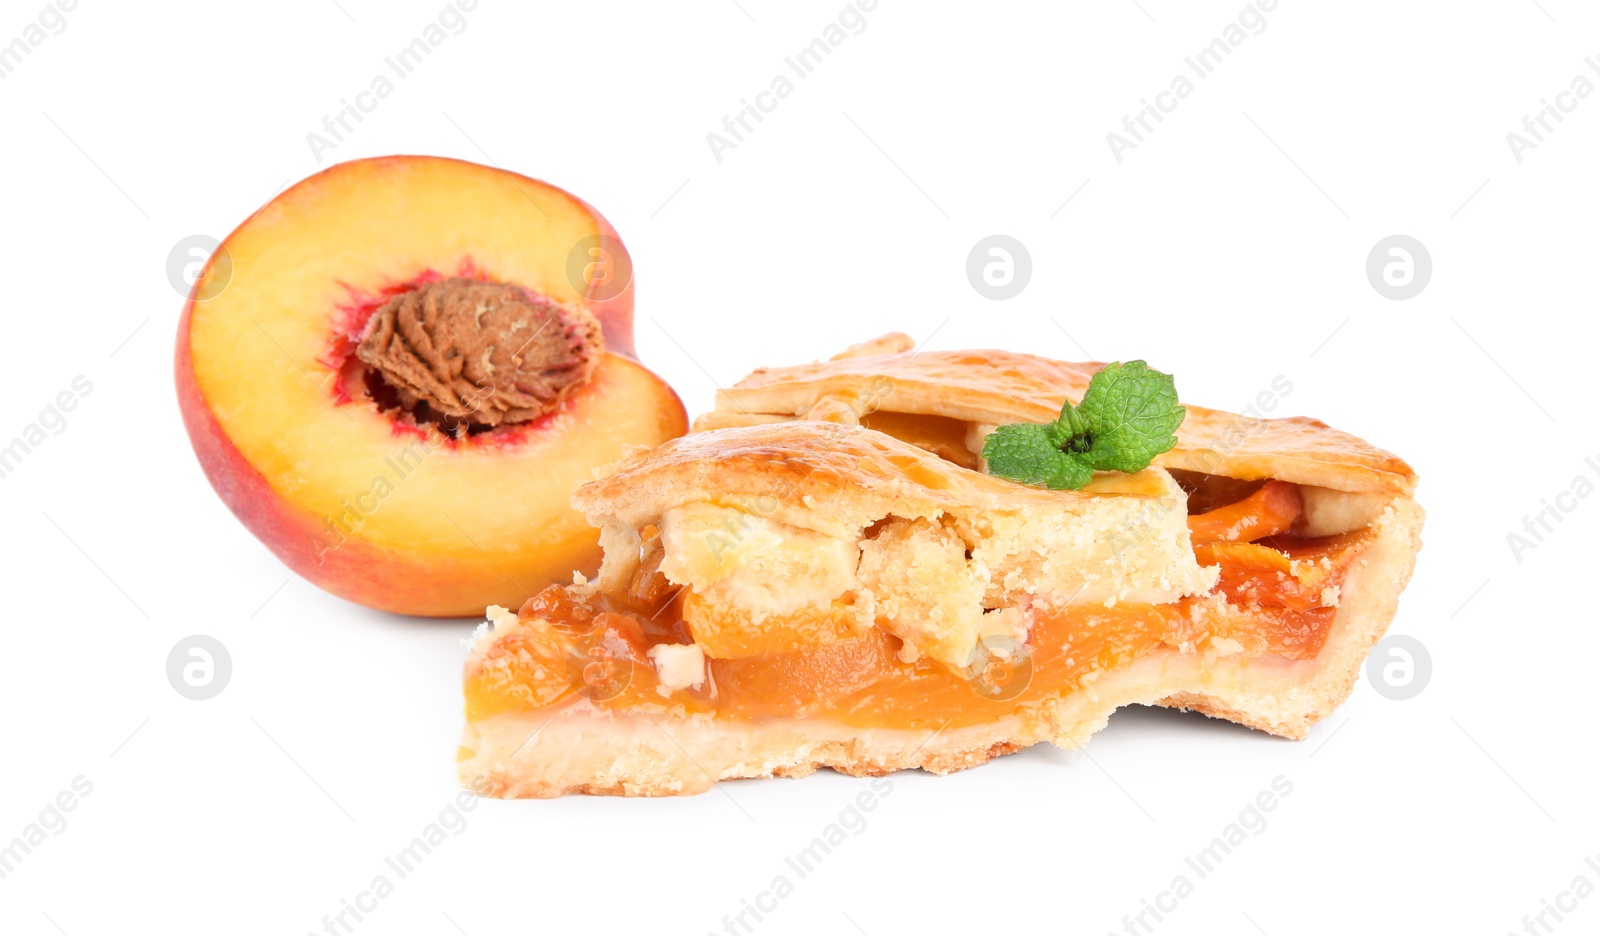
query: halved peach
[{"left": 176, "top": 156, "right": 687, "bottom": 617}]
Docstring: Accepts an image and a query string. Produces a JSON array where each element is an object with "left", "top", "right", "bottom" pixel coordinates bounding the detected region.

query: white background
[{"left": 0, "top": 1, "right": 1594, "bottom": 934}]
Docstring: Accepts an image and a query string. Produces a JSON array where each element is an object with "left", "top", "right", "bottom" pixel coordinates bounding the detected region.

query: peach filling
[
  {"left": 464, "top": 480, "right": 1368, "bottom": 729},
  {"left": 1186, "top": 480, "right": 1302, "bottom": 545}
]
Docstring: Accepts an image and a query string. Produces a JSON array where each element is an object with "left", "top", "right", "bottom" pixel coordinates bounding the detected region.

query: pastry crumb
[
  {"left": 1207, "top": 635, "right": 1245, "bottom": 656},
  {"left": 648, "top": 643, "right": 706, "bottom": 692}
]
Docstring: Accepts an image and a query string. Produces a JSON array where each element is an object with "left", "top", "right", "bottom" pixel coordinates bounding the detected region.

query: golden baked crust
[
  {"left": 576, "top": 418, "right": 1191, "bottom": 537},
  {"left": 696, "top": 334, "right": 1416, "bottom": 495}
]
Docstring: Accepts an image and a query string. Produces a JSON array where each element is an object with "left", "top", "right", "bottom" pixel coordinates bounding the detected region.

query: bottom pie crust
[{"left": 457, "top": 496, "right": 1423, "bottom": 797}]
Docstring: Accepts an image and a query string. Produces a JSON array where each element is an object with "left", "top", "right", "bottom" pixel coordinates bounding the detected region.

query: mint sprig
[{"left": 981, "top": 360, "right": 1184, "bottom": 490}]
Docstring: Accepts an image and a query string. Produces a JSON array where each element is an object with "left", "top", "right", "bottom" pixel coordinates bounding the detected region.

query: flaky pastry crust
[
  {"left": 574, "top": 419, "right": 1183, "bottom": 539},
  {"left": 695, "top": 334, "right": 1416, "bottom": 495}
]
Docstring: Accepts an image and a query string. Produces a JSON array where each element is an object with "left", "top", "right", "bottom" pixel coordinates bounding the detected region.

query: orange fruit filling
[
  {"left": 1187, "top": 479, "right": 1303, "bottom": 544},
  {"left": 464, "top": 480, "right": 1369, "bottom": 729},
  {"left": 681, "top": 590, "right": 866, "bottom": 658}
]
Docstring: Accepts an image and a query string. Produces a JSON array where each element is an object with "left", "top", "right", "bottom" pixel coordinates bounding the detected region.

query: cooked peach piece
[{"left": 1187, "top": 479, "right": 1303, "bottom": 544}]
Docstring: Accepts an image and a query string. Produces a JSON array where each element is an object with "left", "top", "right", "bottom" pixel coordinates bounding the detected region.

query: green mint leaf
[
  {"left": 1074, "top": 360, "right": 1185, "bottom": 473},
  {"left": 1054, "top": 400, "right": 1091, "bottom": 449},
  {"left": 981, "top": 422, "right": 1094, "bottom": 490},
  {"left": 981, "top": 360, "right": 1184, "bottom": 490},
  {"left": 1044, "top": 450, "right": 1095, "bottom": 490}
]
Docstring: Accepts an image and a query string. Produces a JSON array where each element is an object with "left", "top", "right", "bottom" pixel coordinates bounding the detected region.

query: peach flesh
[{"left": 175, "top": 156, "right": 686, "bottom": 617}]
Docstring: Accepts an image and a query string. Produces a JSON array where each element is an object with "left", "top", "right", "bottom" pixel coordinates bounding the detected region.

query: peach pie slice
[{"left": 457, "top": 335, "right": 1423, "bottom": 796}]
